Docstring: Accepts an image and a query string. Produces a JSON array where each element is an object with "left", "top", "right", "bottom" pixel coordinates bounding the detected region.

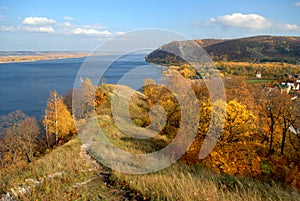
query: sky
[{"left": 0, "top": 0, "right": 300, "bottom": 51}]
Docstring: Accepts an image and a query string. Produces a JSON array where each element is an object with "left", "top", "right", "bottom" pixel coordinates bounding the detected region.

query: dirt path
[
  {"left": 1, "top": 140, "right": 148, "bottom": 201},
  {"left": 79, "top": 145, "right": 149, "bottom": 201}
]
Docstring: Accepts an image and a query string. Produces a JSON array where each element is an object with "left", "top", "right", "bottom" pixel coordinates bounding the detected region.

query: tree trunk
[
  {"left": 280, "top": 128, "right": 286, "bottom": 155},
  {"left": 280, "top": 119, "right": 288, "bottom": 155},
  {"left": 269, "top": 116, "right": 274, "bottom": 154},
  {"left": 45, "top": 111, "right": 50, "bottom": 148},
  {"left": 25, "top": 152, "right": 31, "bottom": 163},
  {"left": 54, "top": 94, "right": 58, "bottom": 145}
]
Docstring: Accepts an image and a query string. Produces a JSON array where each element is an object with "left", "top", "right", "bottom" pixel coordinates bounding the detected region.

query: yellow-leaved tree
[
  {"left": 222, "top": 100, "right": 256, "bottom": 143},
  {"left": 43, "top": 90, "right": 76, "bottom": 146},
  {"left": 197, "top": 100, "right": 260, "bottom": 176}
]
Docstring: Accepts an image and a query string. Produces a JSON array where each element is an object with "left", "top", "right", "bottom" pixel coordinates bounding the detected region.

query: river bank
[{"left": 0, "top": 52, "right": 94, "bottom": 64}]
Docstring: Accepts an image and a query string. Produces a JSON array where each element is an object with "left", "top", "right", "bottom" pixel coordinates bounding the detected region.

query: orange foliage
[
  {"left": 203, "top": 143, "right": 262, "bottom": 177},
  {"left": 94, "top": 87, "right": 106, "bottom": 107},
  {"left": 181, "top": 94, "right": 300, "bottom": 189}
]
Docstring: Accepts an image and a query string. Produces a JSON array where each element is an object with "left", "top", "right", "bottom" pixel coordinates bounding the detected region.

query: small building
[
  {"left": 256, "top": 71, "right": 262, "bottom": 79},
  {"left": 288, "top": 82, "right": 295, "bottom": 88}
]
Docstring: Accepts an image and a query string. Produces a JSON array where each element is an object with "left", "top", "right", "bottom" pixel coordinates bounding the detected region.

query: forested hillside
[{"left": 146, "top": 36, "right": 300, "bottom": 64}]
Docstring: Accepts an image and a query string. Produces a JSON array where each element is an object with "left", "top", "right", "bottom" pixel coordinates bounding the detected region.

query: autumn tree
[
  {"left": 264, "top": 90, "right": 296, "bottom": 155},
  {"left": 185, "top": 100, "right": 260, "bottom": 176},
  {"left": 222, "top": 100, "right": 256, "bottom": 143},
  {"left": 288, "top": 99, "right": 300, "bottom": 161},
  {"left": 224, "top": 77, "right": 255, "bottom": 111},
  {"left": 94, "top": 86, "right": 106, "bottom": 108},
  {"left": 72, "top": 78, "right": 98, "bottom": 119},
  {"left": 82, "top": 78, "right": 95, "bottom": 114},
  {"left": 16, "top": 117, "right": 39, "bottom": 162},
  {"left": 278, "top": 94, "right": 295, "bottom": 155},
  {"left": 248, "top": 84, "right": 268, "bottom": 144},
  {"left": 0, "top": 110, "right": 26, "bottom": 165},
  {"left": 191, "top": 79, "right": 209, "bottom": 103},
  {"left": 43, "top": 90, "right": 75, "bottom": 146},
  {"left": 142, "top": 77, "right": 182, "bottom": 137},
  {"left": 0, "top": 111, "right": 39, "bottom": 166},
  {"left": 180, "top": 64, "right": 197, "bottom": 78},
  {"left": 63, "top": 88, "right": 81, "bottom": 113}
]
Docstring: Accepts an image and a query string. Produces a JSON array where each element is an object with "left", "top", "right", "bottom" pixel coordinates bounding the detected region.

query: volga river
[{"left": 0, "top": 54, "right": 163, "bottom": 117}]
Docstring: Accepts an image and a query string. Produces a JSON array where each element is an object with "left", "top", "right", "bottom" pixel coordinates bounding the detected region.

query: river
[{"left": 0, "top": 53, "right": 163, "bottom": 117}]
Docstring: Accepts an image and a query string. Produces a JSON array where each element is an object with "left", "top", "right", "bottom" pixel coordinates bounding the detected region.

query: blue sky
[{"left": 0, "top": 0, "right": 300, "bottom": 51}]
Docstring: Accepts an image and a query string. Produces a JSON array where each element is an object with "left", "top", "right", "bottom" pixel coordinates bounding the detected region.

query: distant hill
[
  {"left": 194, "top": 39, "right": 227, "bottom": 47},
  {"left": 146, "top": 36, "right": 300, "bottom": 64}
]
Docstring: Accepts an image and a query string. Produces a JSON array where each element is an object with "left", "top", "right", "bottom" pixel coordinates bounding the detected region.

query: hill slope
[
  {"left": 146, "top": 36, "right": 300, "bottom": 64},
  {"left": 2, "top": 83, "right": 300, "bottom": 201},
  {"left": 0, "top": 138, "right": 146, "bottom": 201}
]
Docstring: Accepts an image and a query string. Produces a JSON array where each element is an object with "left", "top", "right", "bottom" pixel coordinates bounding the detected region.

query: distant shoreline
[{"left": 0, "top": 53, "right": 94, "bottom": 64}]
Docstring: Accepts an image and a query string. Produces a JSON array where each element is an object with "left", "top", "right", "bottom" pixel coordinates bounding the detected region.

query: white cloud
[
  {"left": 21, "top": 26, "right": 55, "bottom": 33},
  {"left": 0, "top": 25, "right": 15, "bottom": 32},
  {"left": 295, "top": 2, "right": 300, "bottom": 6},
  {"left": 63, "top": 16, "right": 74, "bottom": 21},
  {"left": 3, "top": 15, "right": 123, "bottom": 38},
  {"left": 73, "top": 28, "right": 112, "bottom": 36},
  {"left": 20, "top": 16, "right": 56, "bottom": 33},
  {"left": 208, "top": 13, "right": 272, "bottom": 30},
  {"left": 280, "top": 23, "right": 300, "bottom": 31},
  {"left": 62, "top": 22, "right": 72, "bottom": 27},
  {"left": 22, "top": 16, "right": 56, "bottom": 25}
]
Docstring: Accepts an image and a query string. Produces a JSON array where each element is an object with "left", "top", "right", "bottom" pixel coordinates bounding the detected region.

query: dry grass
[
  {"left": 0, "top": 138, "right": 124, "bottom": 200},
  {"left": 84, "top": 84, "right": 300, "bottom": 201},
  {"left": 113, "top": 163, "right": 300, "bottom": 201},
  {"left": 82, "top": 115, "right": 300, "bottom": 200},
  {"left": 2, "top": 132, "right": 299, "bottom": 201}
]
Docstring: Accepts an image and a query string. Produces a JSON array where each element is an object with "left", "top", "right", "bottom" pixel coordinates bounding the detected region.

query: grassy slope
[
  {"left": 2, "top": 84, "right": 300, "bottom": 201},
  {"left": 0, "top": 138, "right": 144, "bottom": 201},
  {"left": 102, "top": 120, "right": 300, "bottom": 201},
  {"left": 86, "top": 84, "right": 300, "bottom": 201},
  {"left": 114, "top": 163, "right": 300, "bottom": 201},
  {"left": 1, "top": 136, "right": 299, "bottom": 201}
]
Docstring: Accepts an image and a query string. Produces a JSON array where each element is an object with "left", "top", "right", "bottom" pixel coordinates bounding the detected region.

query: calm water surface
[{"left": 0, "top": 54, "right": 163, "bottom": 117}]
